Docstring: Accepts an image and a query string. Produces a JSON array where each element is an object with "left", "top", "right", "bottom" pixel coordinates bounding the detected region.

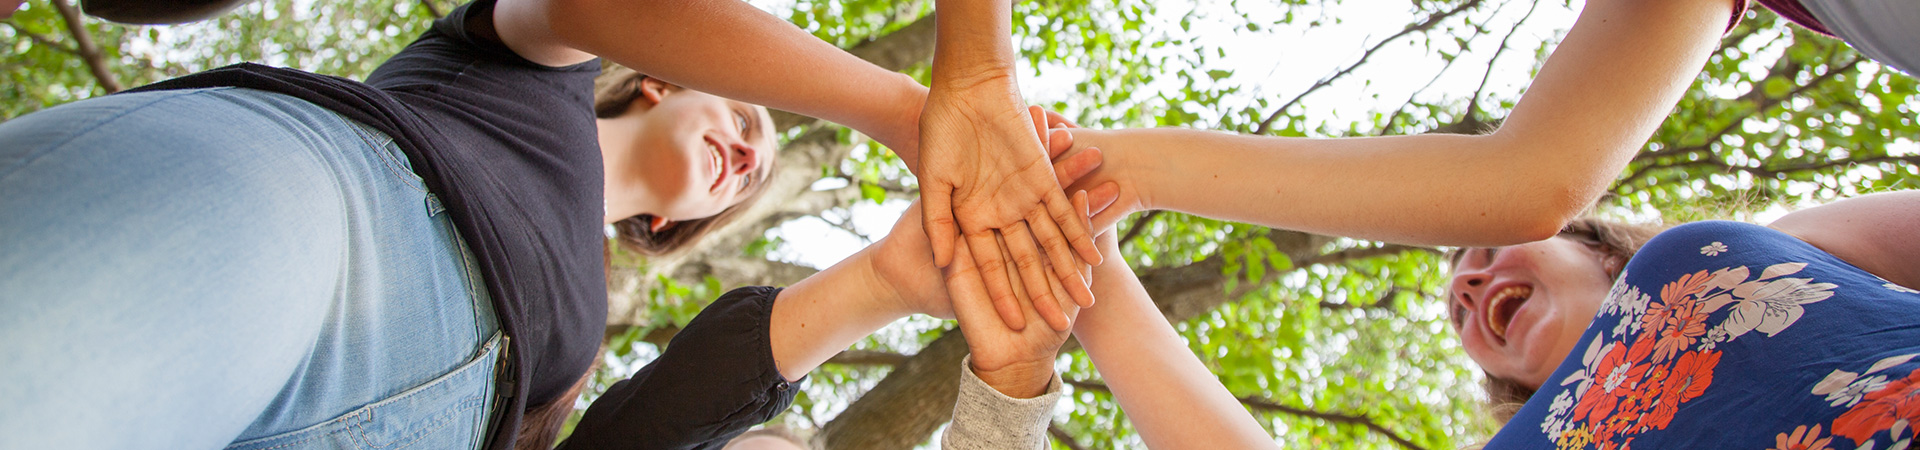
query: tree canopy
[{"left": 5, "top": 0, "right": 1914, "bottom": 448}]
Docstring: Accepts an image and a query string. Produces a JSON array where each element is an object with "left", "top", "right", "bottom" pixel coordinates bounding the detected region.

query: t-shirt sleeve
[
  {"left": 557, "top": 286, "right": 799, "bottom": 450},
  {"left": 365, "top": 0, "right": 599, "bottom": 92}
]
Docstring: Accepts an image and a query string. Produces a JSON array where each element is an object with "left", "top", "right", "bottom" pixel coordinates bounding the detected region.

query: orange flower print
[
  {"left": 1639, "top": 304, "right": 1670, "bottom": 344},
  {"left": 1660, "top": 270, "right": 1714, "bottom": 307},
  {"left": 1595, "top": 397, "right": 1645, "bottom": 444},
  {"left": 1651, "top": 300, "right": 1708, "bottom": 364},
  {"left": 1641, "top": 270, "right": 1710, "bottom": 339},
  {"left": 1769, "top": 424, "right": 1834, "bottom": 450},
  {"left": 1574, "top": 338, "right": 1654, "bottom": 426},
  {"left": 1834, "top": 369, "right": 1920, "bottom": 444},
  {"left": 1644, "top": 350, "right": 1720, "bottom": 431}
]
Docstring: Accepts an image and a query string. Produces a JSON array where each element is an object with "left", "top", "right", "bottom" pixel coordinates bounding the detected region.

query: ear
[
  {"left": 635, "top": 77, "right": 680, "bottom": 109},
  {"left": 648, "top": 215, "right": 675, "bottom": 233},
  {"left": 1602, "top": 254, "right": 1628, "bottom": 280}
]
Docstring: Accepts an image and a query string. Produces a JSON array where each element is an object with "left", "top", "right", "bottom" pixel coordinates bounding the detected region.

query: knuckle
[{"left": 1038, "top": 234, "right": 1070, "bottom": 251}]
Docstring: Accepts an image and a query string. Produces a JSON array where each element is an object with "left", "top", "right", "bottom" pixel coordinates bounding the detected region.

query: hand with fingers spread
[
  {"left": 870, "top": 117, "right": 1116, "bottom": 324},
  {"left": 920, "top": 91, "right": 1105, "bottom": 333},
  {"left": 919, "top": 0, "right": 1102, "bottom": 333}
]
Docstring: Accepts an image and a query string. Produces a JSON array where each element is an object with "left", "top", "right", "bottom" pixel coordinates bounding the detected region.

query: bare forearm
[
  {"left": 768, "top": 246, "right": 910, "bottom": 381},
  {"left": 1075, "top": 261, "right": 1275, "bottom": 449},
  {"left": 1085, "top": 128, "right": 1569, "bottom": 246},
  {"left": 525, "top": 0, "right": 926, "bottom": 162},
  {"left": 1078, "top": 0, "right": 1729, "bottom": 247},
  {"left": 931, "top": 0, "right": 1018, "bottom": 85}
]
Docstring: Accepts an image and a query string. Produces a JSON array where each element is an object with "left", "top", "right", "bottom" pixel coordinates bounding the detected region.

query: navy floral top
[{"left": 1486, "top": 221, "right": 1920, "bottom": 450}]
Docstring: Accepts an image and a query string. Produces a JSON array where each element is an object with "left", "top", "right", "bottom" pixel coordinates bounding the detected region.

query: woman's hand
[
  {"left": 919, "top": 0, "right": 1103, "bottom": 334},
  {"left": 1048, "top": 128, "right": 1154, "bottom": 232},
  {"left": 873, "top": 109, "right": 1114, "bottom": 320},
  {"left": 920, "top": 83, "right": 1104, "bottom": 333},
  {"left": 946, "top": 231, "right": 1083, "bottom": 398}
]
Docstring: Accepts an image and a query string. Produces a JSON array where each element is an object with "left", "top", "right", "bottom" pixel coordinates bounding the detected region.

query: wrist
[
  {"left": 855, "top": 242, "right": 917, "bottom": 320},
  {"left": 930, "top": 0, "right": 1016, "bottom": 86},
  {"left": 972, "top": 358, "right": 1055, "bottom": 399},
  {"left": 1077, "top": 129, "right": 1158, "bottom": 213},
  {"left": 888, "top": 78, "right": 929, "bottom": 169}
]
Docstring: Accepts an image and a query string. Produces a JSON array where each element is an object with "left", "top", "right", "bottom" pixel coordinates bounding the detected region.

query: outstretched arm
[
  {"left": 1072, "top": 231, "right": 1278, "bottom": 449},
  {"left": 563, "top": 138, "right": 1107, "bottom": 448},
  {"left": 493, "top": 0, "right": 928, "bottom": 164},
  {"left": 1768, "top": 190, "right": 1920, "bottom": 290},
  {"left": 1057, "top": 0, "right": 1734, "bottom": 247},
  {"left": 493, "top": 0, "right": 1104, "bottom": 331}
]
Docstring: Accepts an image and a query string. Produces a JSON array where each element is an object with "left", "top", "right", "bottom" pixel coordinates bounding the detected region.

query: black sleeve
[{"left": 557, "top": 286, "right": 801, "bottom": 450}]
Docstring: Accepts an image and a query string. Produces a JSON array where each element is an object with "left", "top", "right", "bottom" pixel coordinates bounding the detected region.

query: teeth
[
  {"left": 1484, "top": 285, "right": 1533, "bottom": 339},
  {"left": 708, "top": 141, "right": 725, "bottom": 189}
]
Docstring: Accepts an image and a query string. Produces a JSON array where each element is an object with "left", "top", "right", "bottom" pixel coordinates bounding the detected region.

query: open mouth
[
  {"left": 706, "top": 137, "right": 727, "bottom": 193},
  {"left": 1485, "top": 284, "right": 1534, "bottom": 341}
]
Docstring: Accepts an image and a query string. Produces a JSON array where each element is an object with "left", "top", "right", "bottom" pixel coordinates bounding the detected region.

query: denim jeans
[{"left": 0, "top": 87, "right": 501, "bottom": 450}]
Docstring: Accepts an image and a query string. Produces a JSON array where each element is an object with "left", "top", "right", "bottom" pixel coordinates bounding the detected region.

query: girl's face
[
  {"left": 607, "top": 82, "right": 776, "bottom": 221},
  {"left": 1448, "top": 237, "right": 1615, "bottom": 389}
]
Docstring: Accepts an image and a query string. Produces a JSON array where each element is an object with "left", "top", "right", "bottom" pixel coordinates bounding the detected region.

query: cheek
[
  {"left": 633, "top": 138, "right": 696, "bottom": 195},
  {"left": 1528, "top": 310, "right": 1585, "bottom": 383},
  {"left": 1454, "top": 325, "right": 1505, "bottom": 373}
]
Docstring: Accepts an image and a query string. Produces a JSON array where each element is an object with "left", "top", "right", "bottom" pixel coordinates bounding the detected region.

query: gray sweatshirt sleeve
[{"left": 942, "top": 355, "right": 1063, "bottom": 450}]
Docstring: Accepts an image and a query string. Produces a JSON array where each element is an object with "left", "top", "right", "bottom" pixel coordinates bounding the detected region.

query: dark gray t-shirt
[{"left": 132, "top": 1, "right": 605, "bottom": 447}]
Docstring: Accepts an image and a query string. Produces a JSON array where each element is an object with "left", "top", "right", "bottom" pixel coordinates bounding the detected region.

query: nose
[
  {"left": 728, "top": 141, "right": 759, "bottom": 176},
  {"left": 1452, "top": 271, "right": 1492, "bottom": 311}
]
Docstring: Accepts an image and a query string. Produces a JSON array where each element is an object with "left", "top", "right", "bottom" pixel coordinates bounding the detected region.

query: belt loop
[{"left": 426, "top": 193, "right": 446, "bottom": 217}]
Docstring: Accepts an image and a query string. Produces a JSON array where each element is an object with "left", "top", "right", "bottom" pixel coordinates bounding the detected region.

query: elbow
[
  {"left": 1506, "top": 182, "right": 1593, "bottom": 244},
  {"left": 1509, "top": 211, "right": 1574, "bottom": 244},
  {"left": 1473, "top": 131, "right": 1615, "bottom": 245},
  {"left": 1466, "top": 178, "right": 1591, "bottom": 246}
]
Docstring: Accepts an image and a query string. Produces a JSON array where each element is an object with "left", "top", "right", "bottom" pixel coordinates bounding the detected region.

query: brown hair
[
  {"left": 594, "top": 64, "right": 777, "bottom": 257},
  {"left": 1455, "top": 217, "right": 1666, "bottom": 423},
  {"left": 515, "top": 356, "right": 601, "bottom": 450}
]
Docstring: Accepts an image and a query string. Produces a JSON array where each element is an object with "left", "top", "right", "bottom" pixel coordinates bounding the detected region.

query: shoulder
[
  {"left": 1767, "top": 191, "right": 1920, "bottom": 289},
  {"left": 368, "top": 0, "right": 599, "bottom": 91}
]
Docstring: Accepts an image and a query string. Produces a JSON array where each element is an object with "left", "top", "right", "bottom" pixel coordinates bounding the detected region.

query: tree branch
[
  {"left": 420, "top": 0, "right": 443, "bottom": 18},
  {"left": 825, "top": 349, "right": 910, "bottom": 367},
  {"left": 1464, "top": 0, "right": 1541, "bottom": 117},
  {"left": 1062, "top": 378, "right": 1430, "bottom": 450},
  {"left": 820, "top": 331, "right": 971, "bottom": 449},
  {"left": 819, "top": 230, "right": 1436, "bottom": 448},
  {"left": 1617, "top": 56, "right": 1867, "bottom": 190},
  {"left": 1116, "top": 210, "right": 1163, "bottom": 251},
  {"left": 1626, "top": 56, "right": 1846, "bottom": 164},
  {"left": 4, "top": 20, "right": 75, "bottom": 54},
  {"left": 1251, "top": 0, "right": 1488, "bottom": 135},
  {"left": 1047, "top": 423, "right": 1090, "bottom": 450},
  {"left": 769, "top": 11, "right": 939, "bottom": 134},
  {"left": 50, "top": 0, "right": 121, "bottom": 93}
]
